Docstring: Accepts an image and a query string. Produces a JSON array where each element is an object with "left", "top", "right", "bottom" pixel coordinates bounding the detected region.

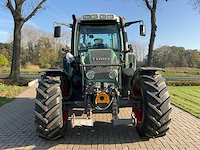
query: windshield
[{"left": 77, "top": 24, "right": 121, "bottom": 51}]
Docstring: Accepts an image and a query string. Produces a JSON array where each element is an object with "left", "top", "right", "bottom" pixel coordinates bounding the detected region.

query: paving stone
[{"left": 0, "top": 83, "right": 200, "bottom": 150}]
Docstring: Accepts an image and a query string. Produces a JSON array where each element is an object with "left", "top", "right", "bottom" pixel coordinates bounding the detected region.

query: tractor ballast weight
[{"left": 35, "top": 13, "right": 171, "bottom": 140}]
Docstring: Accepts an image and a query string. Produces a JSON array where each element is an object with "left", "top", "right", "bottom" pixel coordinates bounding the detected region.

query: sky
[{"left": 0, "top": 0, "right": 200, "bottom": 50}]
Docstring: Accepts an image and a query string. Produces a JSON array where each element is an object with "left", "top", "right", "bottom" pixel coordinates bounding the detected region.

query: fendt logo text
[{"left": 92, "top": 57, "right": 110, "bottom": 61}]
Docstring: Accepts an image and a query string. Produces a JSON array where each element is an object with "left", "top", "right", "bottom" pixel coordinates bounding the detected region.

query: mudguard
[
  {"left": 131, "top": 67, "right": 165, "bottom": 90},
  {"left": 40, "top": 68, "right": 71, "bottom": 80},
  {"left": 40, "top": 68, "right": 72, "bottom": 99},
  {"left": 133, "top": 67, "right": 164, "bottom": 75}
]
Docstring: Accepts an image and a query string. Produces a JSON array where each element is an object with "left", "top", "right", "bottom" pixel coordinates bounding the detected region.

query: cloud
[
  {"left": 25, "top": 20, "right": 40, "bottom": 28},
  {"left": 0, "top": 30, "right": 11, "bottom": 42},
  {"left": 0, "top": 18, "right": 13, "bottom": 29},
  {"left": 0, "top": 18, "right": 13, "bottom": 24}
]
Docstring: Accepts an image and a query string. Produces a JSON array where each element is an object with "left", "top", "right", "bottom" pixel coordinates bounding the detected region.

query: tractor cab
[
  {"left": 54, "top": 13, "right": 146, "bottom": 88},
  {"left": 76, "top": 14, "right": 122, "bottom": 61},
  {"left": 54, "top": 13, "right": 146, "bottom": 70}
]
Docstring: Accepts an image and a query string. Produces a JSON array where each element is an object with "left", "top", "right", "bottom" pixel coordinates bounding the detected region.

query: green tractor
[{"left": 34, "top": 13, "right": 171, "bottom": 140}]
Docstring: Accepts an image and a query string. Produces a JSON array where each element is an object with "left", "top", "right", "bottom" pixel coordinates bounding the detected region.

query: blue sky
[{"left": 0, "top": 0, "right": 200, "bottom": 50}]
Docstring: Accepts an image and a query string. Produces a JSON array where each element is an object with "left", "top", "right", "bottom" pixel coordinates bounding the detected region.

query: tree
[
  {"left": 0, "top": 42, "right": 13, "bottom": 62},
  {"left": 21, "top": 25, "right": 47, "bottom": 66},
  {"left": 190, "top": 0, "right": 200, "bottom": 13},
  {"left": 0, "top": 54, "right": 9, "bottom": 67},
  {"left": 188, "top": 50, "right": 200, "bottom": 68},
  {"left": 129, "top": 40, "right": 148, "bottom": 67},
  {"left": 152, "top": 45, "right": 200, "bottom": 68},
  {"left": 143, "top": 0, "right": 168, "bottom": 66},
  {"left": 20, "top": 25, "right": 71, "bottom": 68},
  {"left": 131, "top": 0, "right": 168, "bottom": 66},
  {"left": 5, "top": 0, "right": 46, "bottom": 81}
]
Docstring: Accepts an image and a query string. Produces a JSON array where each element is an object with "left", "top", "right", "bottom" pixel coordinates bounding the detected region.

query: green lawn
[
  {"left": 0, "top": 67, "right": 40, "bottom": 74},
  {"left": 162, "top": 67, "right": 200, "bottom": 77},
  {"left": 169, "top": 86, "right": 200, "bottom": 119},
  {"left": 0, "top": 84, "right": 28, "bottom": 106}
]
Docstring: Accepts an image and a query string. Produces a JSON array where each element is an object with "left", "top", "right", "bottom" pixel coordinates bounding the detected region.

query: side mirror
[
  {"left": 54, "top": 26, "right": 61, "bottom": 38},
  {"left": 140, "top": 24, "right": 146, "bottom": 36}
]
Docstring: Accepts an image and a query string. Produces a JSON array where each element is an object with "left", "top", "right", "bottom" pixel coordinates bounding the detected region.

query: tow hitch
[
  {"left": 112, "top": 113, "right": 137, "bottom": 127},
  {"left": 71, "top": 114, "right": 94, "bottom": 128}
]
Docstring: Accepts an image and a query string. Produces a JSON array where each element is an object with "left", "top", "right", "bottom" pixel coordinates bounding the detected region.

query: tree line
[
  {"left": 0, "top": 25, "right": 70, "bottom": 68},
  {"left": 1, "top": 29, "right": 200, "bottom": 69},
  {"left": 152, "top": 46, "right": 200, "bottom": 68}
]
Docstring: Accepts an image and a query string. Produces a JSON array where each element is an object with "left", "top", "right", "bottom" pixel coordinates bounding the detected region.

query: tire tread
[
  {"left": 34, "top": 75, "right": 67, "bottom": 140},
  {"left": 133, "top": 73, "right": 171, "bottom": 138}
]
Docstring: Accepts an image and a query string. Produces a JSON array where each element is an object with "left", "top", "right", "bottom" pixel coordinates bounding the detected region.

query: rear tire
[
  {"left": 35, "top": 75, "right": 68, "bottom": 140},
  {"left": 132, "top": 73, "right": 171, "bottom": 138}
]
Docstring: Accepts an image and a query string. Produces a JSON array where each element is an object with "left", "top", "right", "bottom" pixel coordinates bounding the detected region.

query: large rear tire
[
  {"left": 132, "top": 73, "right": 171, "bottom": 138},
  {"left": 34, "top": 75, "right": 68, "bottom": 140}
]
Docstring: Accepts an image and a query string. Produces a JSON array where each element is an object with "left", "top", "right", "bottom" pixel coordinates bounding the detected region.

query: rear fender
[
  {"left": 40, "top": 68, "right": 72, "bottom": 98},
  {"left": 131, "top": 67, "right": 165, "bottom": 88},
  {"left": 133, "top": 67, "right": 164, "bottom": 76},
  {"left": 40, "top": 68, "right": 71, "bottom": 79}
]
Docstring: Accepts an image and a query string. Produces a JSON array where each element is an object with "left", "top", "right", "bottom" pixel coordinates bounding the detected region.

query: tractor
[{"left": 34, "top": 13, "right": 171, "bottom": 140}]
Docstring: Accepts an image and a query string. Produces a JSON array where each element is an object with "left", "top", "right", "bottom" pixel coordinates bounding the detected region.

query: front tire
[
  {"left": 34, "top": 75, "right": 68, "bottom": 140},
  {"left": 132, "top": 73, "right": 172, "bottom": 138}
]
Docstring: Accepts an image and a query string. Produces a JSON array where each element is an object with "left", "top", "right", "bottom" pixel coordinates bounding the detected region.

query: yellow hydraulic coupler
[{"left": 95, "top": 92, "right": 110, "bottom": 104}]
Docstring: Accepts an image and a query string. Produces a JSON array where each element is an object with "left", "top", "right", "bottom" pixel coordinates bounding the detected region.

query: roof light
[
  {"left": 100, "top": 14, "right": 106, "bottom": 19},
  {"left": 83, "top": 15, "right": 90, "bottom": 19},
  {"left": 107, "top": 14, "right": 114, "bottom": 19},
  {"left": 91, "top": 14, "right": 98, "bottom": 19},
  {"left": 80, "top": 14, "right": 117, "bottom": 21}
]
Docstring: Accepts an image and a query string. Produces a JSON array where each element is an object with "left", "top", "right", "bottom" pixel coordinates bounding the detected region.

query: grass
[
  {"left": 0, "top": 84, "right": 28, "bottom": 106},
  {"left": 169, "top": 86, "right": 200, "bottom": 119},
  {"left": 162, "top": 67, "right": 200, "bottom": 77},
  {"left": 0, "top": 66, "right": 40, "bottom": 74}
]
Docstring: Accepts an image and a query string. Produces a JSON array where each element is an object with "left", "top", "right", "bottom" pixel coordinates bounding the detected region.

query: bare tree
[
  {"left": 21, "top": 25, "right": 45, "bottom": 64},
  {"left": 144, "top": 0, "right": 157, "bottom": 66},
  {"left": 129, "top": 40, "right": 148, "bottom": 62},
  {"left": 21, "top": 25, "right": 71, "bottom": 68},
  {"left": 190, "top": 0, "right": 200, "bottom": 13},
  {"left": 144, "top": 0, "right": 168, "bottom": 66},
  {"left": 132, "top": 0, "right": 168, "bottom": 66},
  {"left": 5, "top": 0, "right": 46, "bottom": 81}
]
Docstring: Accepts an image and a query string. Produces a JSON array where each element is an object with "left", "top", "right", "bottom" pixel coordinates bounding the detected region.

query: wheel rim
[
  {"left": 62, "top": 110, "right": 68, "bottom": 125},
  {"left": 133, "top": 84, "right": 143, "bottom": 123},
  {"left": 62, "top": 86, "right": 68, "bottom": 125},
  {"left": 62, "top": 86, "right": 68, "bottom": 97}
]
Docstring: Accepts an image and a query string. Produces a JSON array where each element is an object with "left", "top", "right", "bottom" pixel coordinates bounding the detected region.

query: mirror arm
[
  {"left": 54, "top": 22, "right": 72, "bottom": 28},
  {"left": 62, "top": 48, "right": 71, "bottom": 53},
  {"left": 125, "top": 20, "right": 144, "bottom": 27},
  {"left": 124, "top": 50, "right": 130, "bottom": 54}
]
